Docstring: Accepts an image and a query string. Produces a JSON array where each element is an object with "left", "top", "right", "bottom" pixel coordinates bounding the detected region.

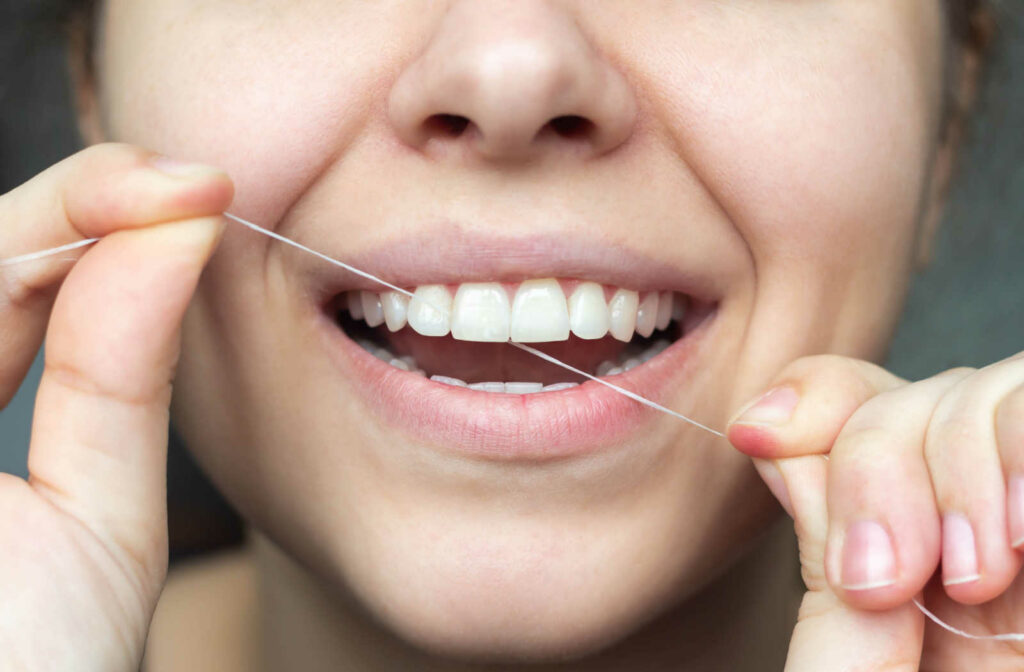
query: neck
[{"left": 254, "top": 519, "right": 800, "bottom": 672}]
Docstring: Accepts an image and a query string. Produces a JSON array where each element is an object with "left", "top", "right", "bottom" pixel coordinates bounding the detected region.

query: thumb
[
  {"left": 27, "top": 216, "right": 224, "bottom": 584},
  {"left": 728, "top": 354, "right": 906, "bottom": 460},
  {"left": 758, "top": 456, "right": 925, "bottom": 672}
]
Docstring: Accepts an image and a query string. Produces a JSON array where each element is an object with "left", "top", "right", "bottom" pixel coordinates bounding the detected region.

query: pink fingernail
[
  {"left": 942, "top": 513, "right": 981, "bottom": 586},
  {"left": 841, "top": 520, "right": 897, "bottom": 590},
  {"left": 732, "top": 386, "right": 799, "bottom": 427},
  {"left": 1009, "top": 477, "right": 1024, "bottom": 549}
]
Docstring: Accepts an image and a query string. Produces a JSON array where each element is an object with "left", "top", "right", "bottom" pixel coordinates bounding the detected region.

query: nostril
[
  {"left": 425, "top": 113, "right": 471, "bottom": 138},
  {"left": 547, "top": 115, "right": 594, "bottom": 140}
]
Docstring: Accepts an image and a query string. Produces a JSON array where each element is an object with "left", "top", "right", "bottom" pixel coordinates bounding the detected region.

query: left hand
[{"left": 727, "top": 353, "right": 1024, "bottom": 671}]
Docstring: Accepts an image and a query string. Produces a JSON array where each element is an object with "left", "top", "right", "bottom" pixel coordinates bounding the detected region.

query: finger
[
  {"left": 924, "top": 355, "right": 1024, "bottom": 605},
  {"left": 770, "top": 456, "right": 925, "bottom": 671},
  {"left": 0, "top": 142, "right": 232, "bottom": 408},
  {"left": 998, "top": 380, "right": 1024, "bottom": 549},
  {"left": 825, "top": 369, "right": 972, "bottom": 611},
  {"left": 26, "top": 216, "right": 224, "bottom": 584},
  {"left": 727, "top": 354, "right": 906, "bottom": 459}
]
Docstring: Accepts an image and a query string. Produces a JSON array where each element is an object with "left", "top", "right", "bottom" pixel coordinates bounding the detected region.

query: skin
[{"left": 0, "top": 0, "right": 1021, "bottom": 670}]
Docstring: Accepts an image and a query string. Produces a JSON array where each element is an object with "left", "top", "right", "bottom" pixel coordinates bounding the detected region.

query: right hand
[
  {"left": 0, "top": 143, "right": 233, "bottom": 671},
  {"left": 729, "top": 355, "right": 1024, "bottom": 670}
]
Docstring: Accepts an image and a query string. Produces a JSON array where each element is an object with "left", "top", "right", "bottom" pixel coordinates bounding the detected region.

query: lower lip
[{"left": 315, "top": 313, "right": 714, "bottom": 461}]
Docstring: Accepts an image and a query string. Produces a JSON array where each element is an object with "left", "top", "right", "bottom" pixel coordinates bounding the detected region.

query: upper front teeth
[
  {"left": 360, "top": 291, "right": 386, "bottom": 328},
  {"left": 451, "top": 283, "right": 512, "bottom": 342},
  {"left": 568, "top": 282, "right": 610, "bottom": 339},
  {"left": 407, "top": 285, "right": 454, "bottom": 337},
  {"left": 345, "top": 280, "right": 685, "bottom": 343},
  {"left": 607, "top": 289, "right": 639, "bottom": 342},
  {"left": 381, "top": 291, "right": 410, "bottom": 331},
  {"left": 509, "top": 279, "right": 570, "bottom": 343}
]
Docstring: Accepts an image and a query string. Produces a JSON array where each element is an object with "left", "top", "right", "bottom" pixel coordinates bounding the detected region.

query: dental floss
[
  {"left": 222, "top": 214, "right": 418, "bottom": 299},
  {"left": 3, "top": 212, "right": 1022, "bottom": 644},
  {"left": 0, "top": 237, "right": 100, "bottom": 266},
  {"left": 509, "top": 342, "right": 724, "bottom": 437},
  {"left": 913, "top": 598, "right": 1024, "bottom": 642}
]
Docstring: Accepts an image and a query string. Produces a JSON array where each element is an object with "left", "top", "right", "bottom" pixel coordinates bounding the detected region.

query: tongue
[{"left": 382, "top": 331, "right": 628, "bottom": 384}]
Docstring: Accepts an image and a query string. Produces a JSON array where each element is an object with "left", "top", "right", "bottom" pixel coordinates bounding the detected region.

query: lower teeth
[{"left": 355, "top": 338, "right": 672, "bottom": 393}]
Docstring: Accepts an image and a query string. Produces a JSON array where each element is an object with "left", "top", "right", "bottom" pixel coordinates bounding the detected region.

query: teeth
[
  {"left": 451, "top": 283, "right": 511, "bottom": 342},
  {"left": 358, "top": 321, "right": 673, "bottom": 385},
  {"left": 608, "top": 289, "right": 639, "bottom": 342},
  {"left": 381, "top": 292, "right": 410, "bottom": 332},
  {"left": 635, "top": 292, "right": 658, "bottom": 338},
  {"left": 640, "top": 339, "right": 670, "bottom": 362},
  {"left": 510, "top": 279, "right": 571, "bottom": 343},
  {"left": 468, "top": 381, "right": 506, "bottom": 393},
  {"left": 431, "top": 375, "right": 467, "bottom": 387},
  {"left": 361, "top": 291, "right": 385, "bottom": 328},
  {"left": 503, "top": 382, "right": 544, "bottom": 394},
  {"left": 567, "top": 282, "right": 610, "bottom": 340},
  {"left": 343, "top": 282, "right": 686, "bottom": 344},
  {"left": 408, "top": 284, "right": 453, "bottom": 337},
  {"left": 672, "top": 294, "right": 687, "bottom": 321},
  {"left": 655, "top": 291, "right": 673, "bottom": 331},
  {"left": 389, "top": 357, "right": 412, "bottom": 371},
  {"left": 429, "top": 377, "right": 570, "bottom": 394},
  {"left": 347, "top": 291, "right": 365, "bottom": 320}
]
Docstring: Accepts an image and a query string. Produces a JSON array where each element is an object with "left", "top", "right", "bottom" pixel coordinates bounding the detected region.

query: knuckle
[
  {"left": 781, "top": 354, "right": 857, "bottom": 382},
  {"left": 1, "top": 265, "right": 54, "bottom": 310},
  {"left": 43, "top": 359, "right": 171, "bottom": 409},
  {"left": 779, "top": 354, "right": 897, "bottom": 403},
  {"left": 923, "top": 412, "right": 987, "bottom": 463},
  {"left": 835, "top": 389, "right": 904, "bottom": 436},
  {"left": 830, "top": 422, "right": 893, "bottom": 469},
  {"left": 79, "top": 142, "right": 149, "bottom": 165},
  {"left": 996, "top": 383, "right": 1024, "bottom": 456},
  {"left": 997, "top": 383, "right": 1024, "bottom": 423},
  {"left": 923, "top": 371, "right": 997, "bottom": 455},
  {"left": 930, "top": 367, "right": 977, "bottom": 388}
]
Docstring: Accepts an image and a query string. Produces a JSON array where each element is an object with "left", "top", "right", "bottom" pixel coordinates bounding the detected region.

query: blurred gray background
[{"left": 1, "top": 3, "right": 1022, "bottom": 480}]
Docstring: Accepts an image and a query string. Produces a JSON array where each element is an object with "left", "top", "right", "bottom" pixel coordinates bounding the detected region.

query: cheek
[
  {"left": 98, "top": 2, "right": 401, "bottom": 223},
  {"left": 623, "top": 3, "right": 942, "bottom": 269}
]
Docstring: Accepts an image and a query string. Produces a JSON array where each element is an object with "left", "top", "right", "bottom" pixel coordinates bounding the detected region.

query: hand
[
  {"left": 0, "top": 143, "right": 233, "bottom": 671},
  {"left": 728, "top": 354, "right": 1024, "bottom": 671}
]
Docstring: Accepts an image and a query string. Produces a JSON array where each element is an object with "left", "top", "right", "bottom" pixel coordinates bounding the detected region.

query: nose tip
[{"left": 387, "top": 1, "right": 637, "bottom": 162}]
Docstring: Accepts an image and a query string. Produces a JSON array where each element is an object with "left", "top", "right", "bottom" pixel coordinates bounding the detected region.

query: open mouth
[
  {"left": 327, "top": 279, "right": 715, "bottom": 393},
  {"left": 300, "top": 227, "right": 724, "bottom": 459}
]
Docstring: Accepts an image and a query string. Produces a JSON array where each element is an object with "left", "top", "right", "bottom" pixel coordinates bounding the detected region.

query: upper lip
[{"left": 294, "top": 221, "right": 727, "bottom": 306}]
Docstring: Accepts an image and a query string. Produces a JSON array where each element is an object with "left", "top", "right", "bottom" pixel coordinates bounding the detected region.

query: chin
[{"left": 318, "top": 520, "right": 689, "bottom": 664}]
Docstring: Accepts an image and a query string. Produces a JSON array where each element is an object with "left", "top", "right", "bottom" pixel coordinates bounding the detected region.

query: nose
[{"left": 388, "top": 0, "right": 637, "bottom": 162}]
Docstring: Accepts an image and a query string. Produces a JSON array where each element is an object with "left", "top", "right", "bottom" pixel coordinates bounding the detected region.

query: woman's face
[{"left": 92, "top": 0, "right": 947, "bottom": 661}]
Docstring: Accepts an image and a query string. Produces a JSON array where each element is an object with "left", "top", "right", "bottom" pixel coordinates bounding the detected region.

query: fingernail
[
  {"left": 732, "top": 386, "right": 799, "bottom": 427},
  {"left": 1009, "top": 476, "right": 1024, "bottom": 549},
  {"left": 841, "top": 520, "right": 897, "bottom": 590},
  {"left": 758, "top": 461, "right": 794, "bottom": 517},
  {"left": 942, "top": 513, "right": 981, "bottom": 586},
  {"left": 150, "top": 155, "right": 224, "bottom": 178}
]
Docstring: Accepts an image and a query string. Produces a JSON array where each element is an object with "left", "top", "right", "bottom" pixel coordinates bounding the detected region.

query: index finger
[{"left": 0, "top": 143, "right": 232, "bottom": 407}]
